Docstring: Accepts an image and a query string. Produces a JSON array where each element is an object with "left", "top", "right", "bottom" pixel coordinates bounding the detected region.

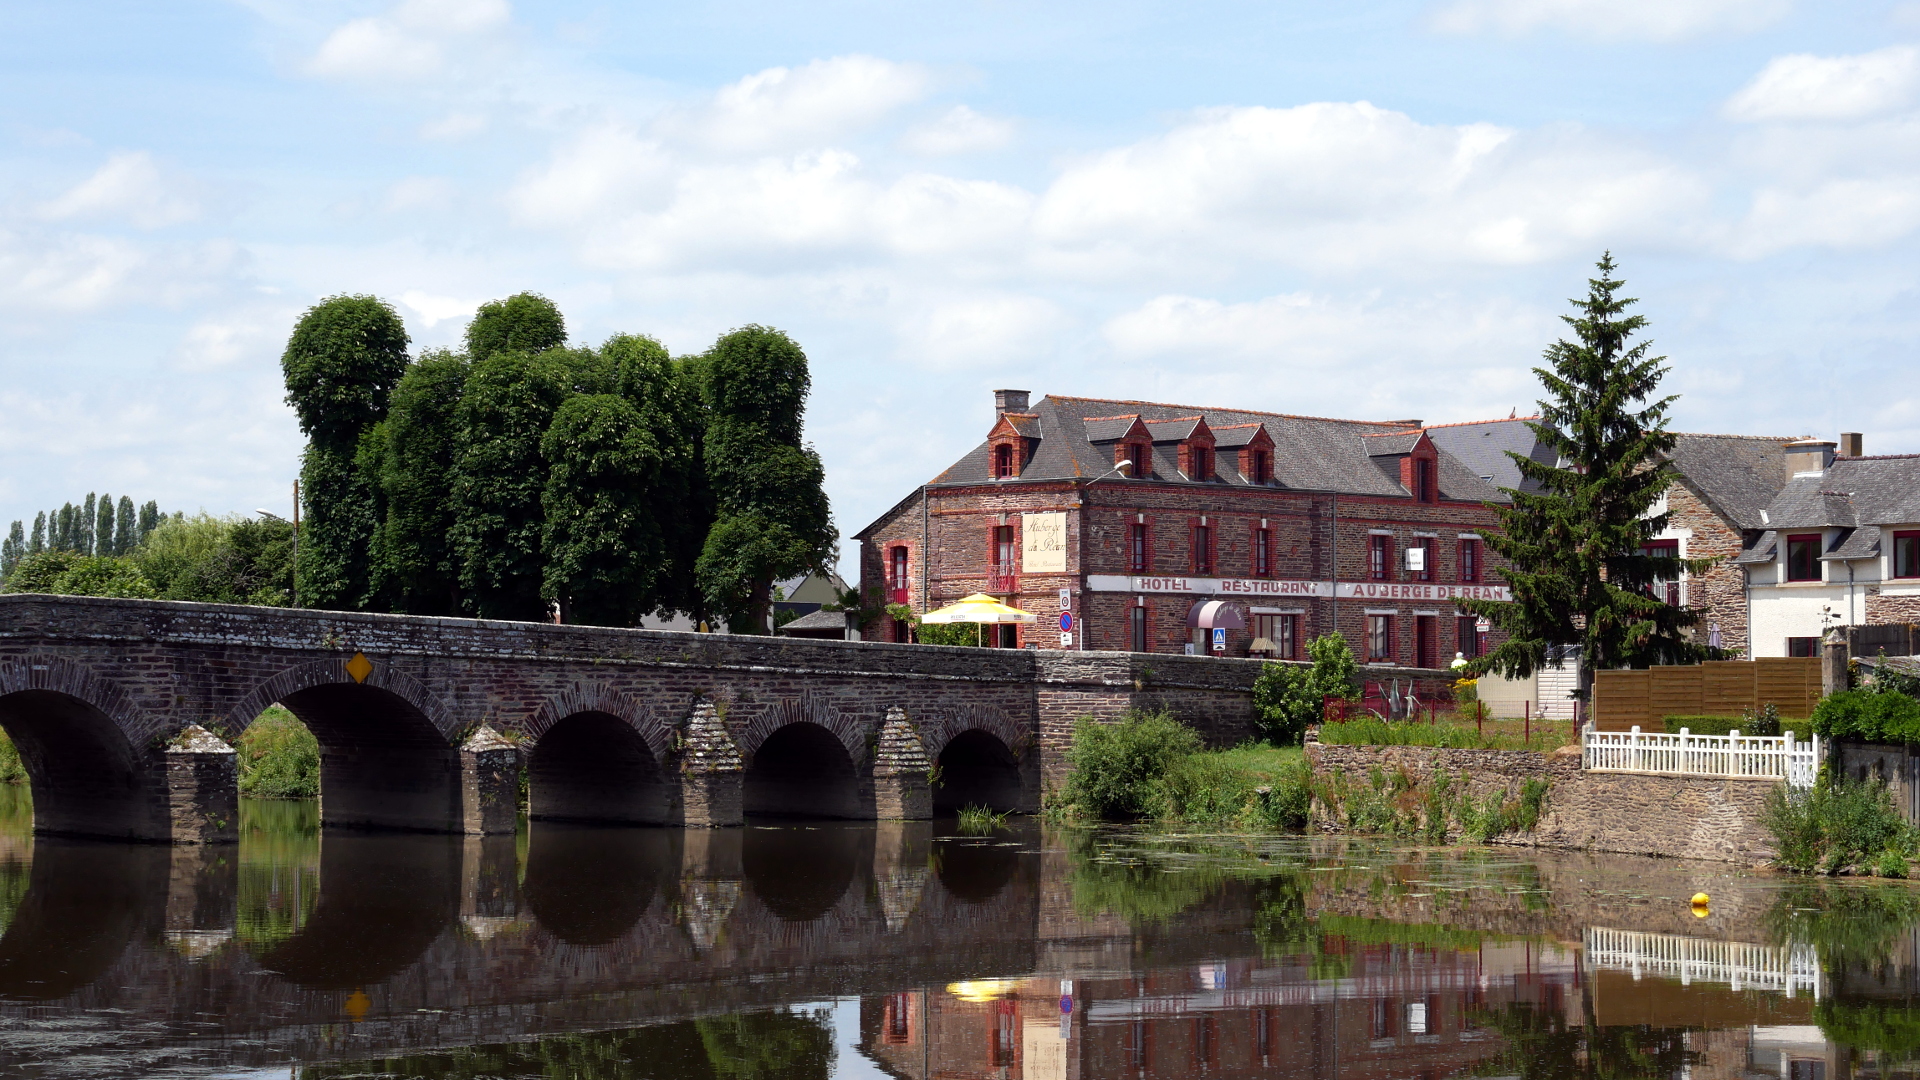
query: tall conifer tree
[
  {"left": 96, "top": 494, "right": 114, "bottom": 557},
  {"left": 1464, "top": 254, "right": 1714, "bottom": 696},
  {"left": 81, "top": 493, "right": 96, "bottom": 554},
  {"left": 1, "top": 521, "right": 22, "bottom": 576},
  {"left": 29, "top": 512, "right": 45, "bottom": 555},
  {"left": 138, "top": 501, "right": 159, "bottom": 543}
]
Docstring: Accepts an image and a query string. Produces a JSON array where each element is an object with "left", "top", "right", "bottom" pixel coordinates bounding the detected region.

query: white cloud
[
  {"left": 400, "top": 290, "right": 483, "bottom": 327},
  {"left": 900, "top": 106, "right": 1016, "bottom": 156},
  {"left": 1724, "top": 46, "right": 1920, "bottom": 122},
  {"left": 307, "top": 0, "right": 511, "bottom": 81},
  {"left": 1430, "top": 0, "right": 1790, "bottom": 41},
  {"left": 170, "top": 309, "right": 292, "bottom": 372},
  {"left": 1102, "top": 290, "right": 1549, "bottom": 416},
  {"left": 39, "top": 152, "right": 201, "bottom": 229},
  {"left": 670, "top": 55, "right": 932, "bottom": 153},
  {"left": 894, "top": 293, "right": 1068, "bottom": 369},
  {"left": 1032, "top": 103, "right": 1707, "bottom": 275},
  {"left": 383, "top": 176, "right": 458, "bottom": 213},
  {"left": 1734, "top": 179, "right": 1920, "bottom": 255},
  {"left": 420, "top": 111, "right": 489, "bottom": 140}
]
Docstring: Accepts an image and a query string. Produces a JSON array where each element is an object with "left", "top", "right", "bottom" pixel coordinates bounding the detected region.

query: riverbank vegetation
[
  {"left": 2, "top": 512, "right": 296, "bottom": 606},
  {"left": 1763, "top": 775, "right": 1916, "bottom": 876},
  {"left": 1315, "top": 766, "right": 1550, "bottom": 843},
  {"left": 236, "top": 707, "right": 320, "bottom": 799},
  {"left": 1054, "top": 709, "right": 1312, "bottom": 830},
  {"left": 1316, "top": 715, "right": 1575, "bottom": 752}
]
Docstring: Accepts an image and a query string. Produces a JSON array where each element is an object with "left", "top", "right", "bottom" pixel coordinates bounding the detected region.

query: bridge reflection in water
[{"left": 0, "top": 790, "right": 1916, "bottom": 1080}]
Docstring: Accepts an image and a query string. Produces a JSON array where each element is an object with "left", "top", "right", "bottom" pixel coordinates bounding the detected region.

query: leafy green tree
[
  {"left": 137, "top": 514, "right": 295, "bottom": 605},
  {"left": 1464, "top": 255, "right": 1713, "bottom": 695},
  {"left": 280, "top": 294, "right": 411, "bottom": 609},
  {"left": 80, "top": 493, "right": 96, "bottom": 554},
  {"left": 369, "top": 350, "right": 470, "bottom": 615},
  {"left": 451, "top": 347, "right": 602, "bottom": 620},
  {"left": 29, "top": 512, "right": 44, "bottom": 555},
  {"left": 138, "top": 500, "right": 159, "bottom": 543},
  {"left": 1252, "top": 632, "right": 1362, "bottom": 744},
  {"left": 466, "top": 292, "right": 566, "bottom": 362},
  {"left": 540, "top": 393, "right": 670, "bottom": 625},
  {"left": 4, "top": 550, "right": 157, "bottom": 598},
  {"left": 115, "top": 496, "right": 134, "bottom": 555},
  {"left": 695, "top": 326, "right": 836, "bottom": 633}
]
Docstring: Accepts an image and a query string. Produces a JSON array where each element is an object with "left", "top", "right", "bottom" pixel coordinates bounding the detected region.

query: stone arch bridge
[{"left": 0, "top": 595, "right": 1268, "bottom": 841}]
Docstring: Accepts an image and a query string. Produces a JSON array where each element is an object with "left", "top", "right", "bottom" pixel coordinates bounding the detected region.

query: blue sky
[{"left": 3, "top": 0, "right": 1918, "bottom": 573}]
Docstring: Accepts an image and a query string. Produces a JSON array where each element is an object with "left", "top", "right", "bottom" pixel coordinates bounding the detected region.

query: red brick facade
[{"left": 859, "top": 396, "right": 1508, "bottom": 668}]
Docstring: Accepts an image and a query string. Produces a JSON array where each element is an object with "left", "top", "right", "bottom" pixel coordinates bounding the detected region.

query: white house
[{"left": 1738, "top": 434, "right": 1920, "bottom": 656}]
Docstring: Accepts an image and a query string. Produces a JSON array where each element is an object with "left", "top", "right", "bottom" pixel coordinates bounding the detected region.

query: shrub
[
  {"left": 1063, "top": 709, "right": 1202, "bottom": 820},
  {"left": 1662, "top": 707, "right": 1782, "bottom": 736},
  {"left": 1763, "top": 777, "right": 1914, "bottom": 874},
  {"left": 4, "top": 550, "right": 157, "bottom": 598},
  {"left": 0, "top": 729, "right": 23, "bottom": 785},
  {"left": 1252, "top": 632, "right": 1359, "bottom": 745},
  {"left": 237, "top": 706, "right": 320, "bottom": 799},
  {"left": 1812, "top": 688, "right": 1920, "bottom": 744}
]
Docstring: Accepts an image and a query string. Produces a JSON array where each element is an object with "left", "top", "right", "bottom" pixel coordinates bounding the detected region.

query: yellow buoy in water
[
  {"left": 1691, "top": 892, "right": 1710, "bottom": 905},
  {"left": 1690, "top": 891, "right": 1711, "bottom": 918}
]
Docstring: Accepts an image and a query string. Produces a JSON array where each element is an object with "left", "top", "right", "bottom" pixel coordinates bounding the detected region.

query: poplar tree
[
  {"left": 694, "top": 326, "right": 836, "bottom": 634},
  {"left": 1464, "top": 254, "right": 1715, "bottom": 696},
  {"left": 138, "top": 501, "right": 160, "bottom": 543},
  {"left": 29, "top": 513, "right": 44, "bottom": 554},
  {"left": 370, "top": 350, "right": 470, "bottom": 615},
  {"left": 116, "top": 497, "right": 135, "bottom": 555},
  {"left": 81, "top": 494, "right": 96, "bottom": 554},
  {"left": 56, "top": 504, "right": 75, "bottom": 552},
  {"left": 96, "top": 493, "right": 114, "bottom": 557},
  {"left": 1, "top": 521, "right": 22, "bottom": 577},
  {"left": 280, "top": 294, "right": 410, "bottom": 609}
]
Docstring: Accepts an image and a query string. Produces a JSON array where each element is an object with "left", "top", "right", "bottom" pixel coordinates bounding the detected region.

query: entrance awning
[{"left": 1185, "top": 599, "right": 1246, "bottom": 630}]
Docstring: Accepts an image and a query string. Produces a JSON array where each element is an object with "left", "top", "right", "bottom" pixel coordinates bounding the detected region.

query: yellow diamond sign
[{"left": 345, "top": 652, "right": 373, "bottom": 684}]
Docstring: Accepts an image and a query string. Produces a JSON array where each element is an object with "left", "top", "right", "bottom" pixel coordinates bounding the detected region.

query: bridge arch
[
  {"left": 922, "top": 704, "right": 1033, "bottom": 815},
  {"left": 0, "top": 656, "right": 169, "bottom": 839},
  {"left": 227, "top": 658, "right": 462, "bottom": 832},
  {"left": 525, "top": 685, "right": 672, "bottom": 826},
  {"left": 741, "top": 698, "right": 873, "bottom": 819}
]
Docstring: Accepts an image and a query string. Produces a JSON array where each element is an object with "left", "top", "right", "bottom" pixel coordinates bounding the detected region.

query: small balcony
[{"left": 988, "top": 565, "right": 1017, "bottom": 594}]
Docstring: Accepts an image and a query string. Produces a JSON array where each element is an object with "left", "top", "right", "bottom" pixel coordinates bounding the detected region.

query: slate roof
[
  {"left": 1734, "top": 531, "right": 1778, "bottom": 566},
  {"left": 1757, "top": 454, "right": 1920, "bottom": 534},
  {"left": 921, "top": 395, "right": 1502, "bottom": 502},
  {"left": 1825, "top": 526, "right": 1880, "bottom": 561},
  {"left": 779, "top": 608, "right": 851, "bottom": 633},
  {"left": 1082, "top": 416, "right": 1142, "bottom": 442},
  {"left": 1211, "top": 422, "right": 1268, "bottom": 448},
  {"left": 1423, "top": 417, "right": 1555, "bottom": 495},
  {"left": 1425, "top": 421, "right": 1797, "bottom": 521},
  {"left": 1362, "top": 431, "right": 1422, "bottom": 456},
  {"left": 1666, "top": 434, "right": 1792, "bottom": 530}
]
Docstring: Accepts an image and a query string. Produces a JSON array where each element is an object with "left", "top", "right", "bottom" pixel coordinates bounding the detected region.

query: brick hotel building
[{"left": 855, "top": 391, "right": 1512, "bottom": 666}]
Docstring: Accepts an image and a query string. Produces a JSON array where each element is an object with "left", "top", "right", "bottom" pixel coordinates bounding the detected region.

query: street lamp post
[
  {"left": 1073, "top": 460, "right": 1135, "bottom": 650},
  {"left": 255, "top": 480, "right": 300, "bottom": 608}
]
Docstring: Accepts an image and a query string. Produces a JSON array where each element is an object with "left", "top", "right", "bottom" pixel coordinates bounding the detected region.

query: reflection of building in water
[{"left": 859, "top": 935, "right": 1582, "bottom": 1080}]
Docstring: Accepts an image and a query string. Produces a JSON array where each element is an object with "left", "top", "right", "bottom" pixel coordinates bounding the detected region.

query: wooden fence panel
[
  {"left": 1649, "top": 665, "right": 1705, "bottom": 719},
  {"left": 1593, "top": 657, "right": 1822, "bottom": 731},
  {"left": 1702, "top": 661, "right": 1756, "bottom": 716},
  {"left": 1594, "top": 669, "right": 1651, "bottom": 731},
  {"left": 1753, "top": 657, "right": 1820, "bottom": 718}
]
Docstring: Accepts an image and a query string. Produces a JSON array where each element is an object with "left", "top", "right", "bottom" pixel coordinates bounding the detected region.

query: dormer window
[
  {"left": 1188, "top": 445, "right": 1213, "bottom": 481},
  {"left": 1414, "top": 457, "right": 1436, "bottom": 503},
  {"left": 1246, "top": 449, "right": 1270, "bottom": 484},
  {"left": 1125, "top": 442, "right": 1149, "bottom": 478},
  {"left": 993, "top": 443, "right": 1016, "bottom": 479}
]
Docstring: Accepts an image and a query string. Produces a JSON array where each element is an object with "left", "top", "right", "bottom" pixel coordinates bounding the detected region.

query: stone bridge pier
[{"left": 0, "top": 595, "right": 1279, "bottom": 842}]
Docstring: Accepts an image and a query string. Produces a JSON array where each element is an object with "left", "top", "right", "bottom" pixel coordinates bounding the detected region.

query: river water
[{"left": 0, "top": 786, "right": 1914, "bottom": 1079}]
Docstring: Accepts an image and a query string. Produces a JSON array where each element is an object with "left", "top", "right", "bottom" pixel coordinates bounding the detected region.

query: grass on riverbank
[
  {"left": 0, "top": 730, "right": 22, "bottom": 785},
  {"left": 1764, "top": 777, "right": 1918, "bottom": 876},
  {"left": 1316, "top": 715, "right": 1576, "bottom": 752},
  {"left": 237, "top": 706, "right": 319, "bottom": 799}
]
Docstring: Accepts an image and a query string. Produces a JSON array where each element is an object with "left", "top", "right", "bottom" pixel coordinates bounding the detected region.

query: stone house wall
[{"left": 1665, "top": 476, "right": 1754, "bottom": 656}]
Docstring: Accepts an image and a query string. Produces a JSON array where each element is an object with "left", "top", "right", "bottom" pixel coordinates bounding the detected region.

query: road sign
[
  {"left": 1212, "top": 627, "right": 1226, "bottom": 652},
  {"left": 1059, "top": 588, "right": 1072, "bottom": 611},
  {"left": 1476, "top": 617, "right": 1492, "bottom": 633},
  {"left": 1059, "top": 631, "right": 1073, "bottom": 647},
  {"left": 1059, "top": 610, "right": 1073, "bottom": 632}
]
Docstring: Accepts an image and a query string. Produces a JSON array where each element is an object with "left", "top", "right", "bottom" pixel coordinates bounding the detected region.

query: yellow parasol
[
  {"left": 919, "top": 593, "right": 1037, "bottom": 647},
  {"left": 919, "top": 593, "right": 1038, "bottom": 624}
]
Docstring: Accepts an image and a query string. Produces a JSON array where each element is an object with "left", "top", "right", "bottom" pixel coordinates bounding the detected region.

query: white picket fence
[
  {"left": 1584, "top": 927, "right": 1822, "bottom": 999},
  {"left": 1582, "top": 725, "right": 1819, "bottom": 788}
]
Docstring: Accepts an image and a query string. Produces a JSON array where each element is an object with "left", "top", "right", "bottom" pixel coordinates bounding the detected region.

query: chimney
[
  {"left": 1840, "top": 432, "right": 1864, "bottom": 458},
  {"left": 1784, "top": 437, "right": 1837, "bottom": 480},
  {"left": 994, "top": 389, "right": 1030, "bottom": 415}
]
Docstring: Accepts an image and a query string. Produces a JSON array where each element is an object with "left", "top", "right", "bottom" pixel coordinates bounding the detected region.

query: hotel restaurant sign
[{"left": 1086, "top": 575, "right": 1512, "bottom": 603}]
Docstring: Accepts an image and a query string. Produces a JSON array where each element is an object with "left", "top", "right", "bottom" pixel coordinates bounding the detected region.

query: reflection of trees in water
[
  {"left": 1764, "top": 879, "right": 1920, "bottom": 969},
  {"left": 1468, "top": 1003, "right": 1693, "bottom": 1080},
  {"left": 235, "top": 798, "right": 320, "bottom": 955},
  {"left": 298, "top": 1007, "right": 834, "bottom": 1080}
]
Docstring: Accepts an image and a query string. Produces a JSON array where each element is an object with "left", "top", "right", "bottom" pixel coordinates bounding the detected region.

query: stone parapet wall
[{"left": 1305, "top": 741, "right": 1780, "bottom": 865}]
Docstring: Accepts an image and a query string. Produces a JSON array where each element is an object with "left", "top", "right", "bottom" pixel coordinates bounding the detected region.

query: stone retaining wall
[{"left": 1305, "top": 741, "right": 1780, "bottom": 865}]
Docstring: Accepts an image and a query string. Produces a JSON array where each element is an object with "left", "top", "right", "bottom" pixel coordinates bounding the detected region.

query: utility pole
[{"left": 291, "top": 479, "right": 301, "bottom": 608}]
